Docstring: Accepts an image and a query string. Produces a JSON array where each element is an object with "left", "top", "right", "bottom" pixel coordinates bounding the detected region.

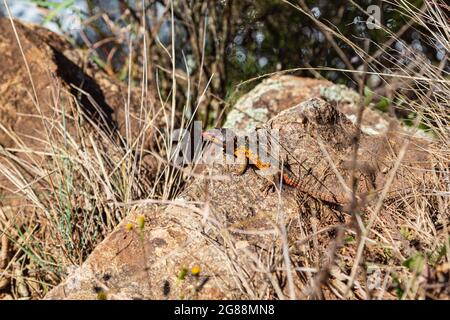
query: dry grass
[{"left": 0, "top": 0, "right": 449, "bottom": 299}]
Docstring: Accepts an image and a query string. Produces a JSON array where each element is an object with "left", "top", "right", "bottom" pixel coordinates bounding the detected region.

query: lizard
[{"left": 202, "top": 128, "right": 349, "bottom": 211}]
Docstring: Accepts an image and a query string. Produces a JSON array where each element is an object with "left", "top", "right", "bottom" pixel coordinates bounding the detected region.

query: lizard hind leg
[
  {"left": 223, "top": 149, "right": 248, "bottom": 176},
  {"left": 260, "top": 174, "right": 278, "bottom": 195}
]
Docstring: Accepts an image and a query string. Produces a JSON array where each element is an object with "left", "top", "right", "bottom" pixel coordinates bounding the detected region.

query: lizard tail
[{"left": 282, "top": 173, "right": 343, "bottom": 207}]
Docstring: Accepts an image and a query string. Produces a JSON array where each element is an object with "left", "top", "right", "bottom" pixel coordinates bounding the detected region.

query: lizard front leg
[{"left": 226, "top": 147, "right": 248, "bottom": 176}]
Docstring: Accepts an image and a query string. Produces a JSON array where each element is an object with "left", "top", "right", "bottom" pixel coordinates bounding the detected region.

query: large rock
[
  {"left": 0, "top": 18, "right": 442, "bottom": 301},
  {"left": 45, "top": 75, "right": 334, "bottom": 300}
]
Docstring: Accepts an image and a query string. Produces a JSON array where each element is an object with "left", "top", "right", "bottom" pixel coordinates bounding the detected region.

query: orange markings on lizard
[
  {"left": 203, "top": 129, "right": 345, "bottom": 210},
  {"left": 235, "top": 145, "right": 271, "bottom": 170}
]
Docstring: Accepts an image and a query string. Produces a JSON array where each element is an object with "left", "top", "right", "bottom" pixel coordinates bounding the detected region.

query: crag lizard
[{"left": 202, "top": 128, "right": 348, "bottom": 211}]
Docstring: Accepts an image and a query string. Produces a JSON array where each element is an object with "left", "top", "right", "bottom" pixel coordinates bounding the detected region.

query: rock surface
[
  {"left": 0, "top": 18, "right": 159, "bottom": 171},
  {"left": 0, "top": 18, "right": 160, "bottom": 299}
]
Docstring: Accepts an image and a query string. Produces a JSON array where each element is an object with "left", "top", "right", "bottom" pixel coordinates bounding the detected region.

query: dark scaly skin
[{"left": 202, "top": 129, "right": 346, "bottom": 210}]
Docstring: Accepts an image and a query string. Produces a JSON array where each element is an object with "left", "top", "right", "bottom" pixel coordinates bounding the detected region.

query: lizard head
[{"left": 202, "top": 128, "right": 231, "bottom": 148}]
